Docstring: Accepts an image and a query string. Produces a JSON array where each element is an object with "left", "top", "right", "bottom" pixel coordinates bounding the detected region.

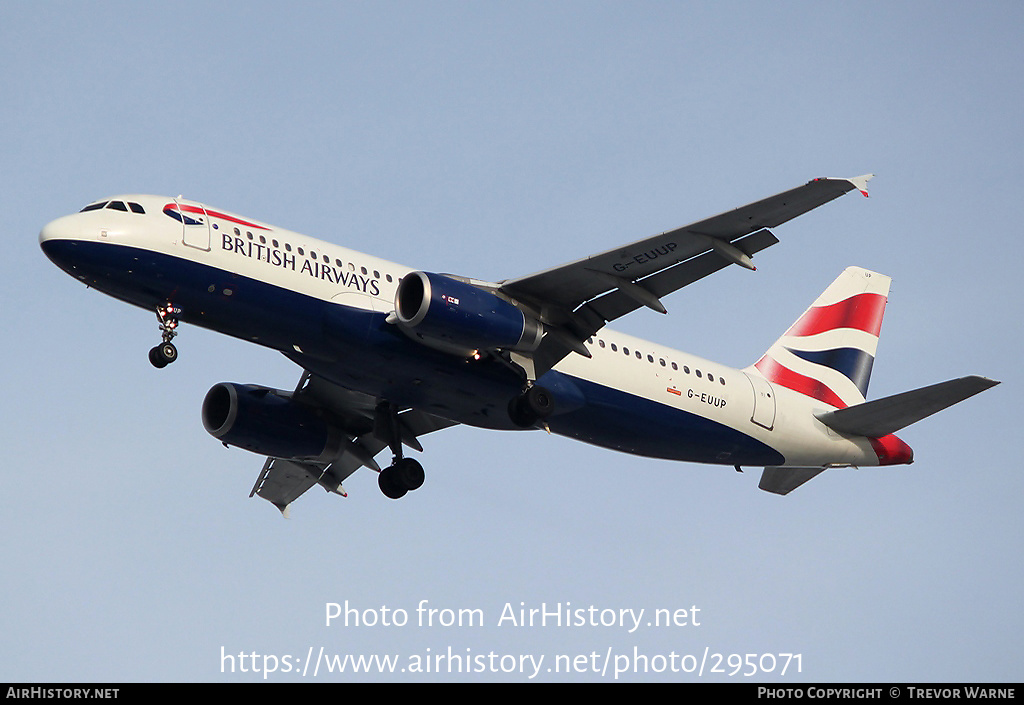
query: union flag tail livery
[
  {"left": 38, "top": 176, "right": 1000, "bottom": 515},
  {"left": 752, "top": 266, "right": 890, "bottom": 409}
]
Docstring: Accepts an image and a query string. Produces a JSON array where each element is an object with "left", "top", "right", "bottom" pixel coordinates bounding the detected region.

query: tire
[
  {"left": 378, "top": 468, "right": 408, "bottom": 499},
  {"left": 507, "top": 396, "right": 535, "bottom": 428},
  {"left": 149, "top": 346, "right": 168, "bottom": 368},
  {"left": 396, "top": 458, "right": 425, "bottom": 491},
  {"left": 524, "top": 385, "right": 554, "bottom": 419},
  {"left": 159, "top": 342, "right": 178, "bottom": 364}
]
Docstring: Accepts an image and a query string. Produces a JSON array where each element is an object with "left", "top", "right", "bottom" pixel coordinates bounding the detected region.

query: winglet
[
  {"left": 834, "top": 173, "right": 874, "bottom": 197},
  {"left": 814, "top": 174, "right": 874, "bottom": 197},
  {"left": 847, "top": 174, "right": 874, "bottom": 197}
]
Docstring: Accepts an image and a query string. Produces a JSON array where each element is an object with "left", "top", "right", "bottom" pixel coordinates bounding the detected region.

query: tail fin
[{"left": 750, "top": 266, "right": 890, "bottom": 409}]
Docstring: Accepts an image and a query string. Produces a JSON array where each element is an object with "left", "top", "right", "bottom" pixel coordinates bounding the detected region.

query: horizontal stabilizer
[
  {"left": 759, "top": 467, "right": 827, "bottom": 495},
  {"left": 815, "top": 375, "right": 1000, "bottom": 438}
]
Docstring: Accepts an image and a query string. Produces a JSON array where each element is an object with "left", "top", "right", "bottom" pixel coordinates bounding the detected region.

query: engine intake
[
  {"left": 394, "top": 271, "right": 542, "bottom": 355},
  {"left": 202, "top": 382, "right": 339, "bottom": 461}
]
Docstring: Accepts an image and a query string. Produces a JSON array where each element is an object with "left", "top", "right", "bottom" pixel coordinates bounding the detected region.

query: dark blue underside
[{"left": 41, "top": 239, "right": 785, "bottom": 466}]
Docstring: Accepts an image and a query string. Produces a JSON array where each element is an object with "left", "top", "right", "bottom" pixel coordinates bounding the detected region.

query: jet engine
[
  {"left": 393, "top": 271, "right": 543, "bottom": 356},
  {"left": 202, "top": 382, "right": 341, "bottom": 462}
]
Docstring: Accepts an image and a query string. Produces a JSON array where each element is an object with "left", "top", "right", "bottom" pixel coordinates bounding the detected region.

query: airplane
[{"left": 39, "top": 175, "right": 999, "bottom": 515}]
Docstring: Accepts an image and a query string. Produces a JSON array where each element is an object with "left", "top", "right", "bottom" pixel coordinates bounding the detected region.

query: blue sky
[{"left": 2, "top": 1, "right": 1019, "bottom": 682}]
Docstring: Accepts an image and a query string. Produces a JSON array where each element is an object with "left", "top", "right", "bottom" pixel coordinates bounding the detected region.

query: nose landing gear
[{"left": 149, "top": 303, "right": 181, "bottom": 368}]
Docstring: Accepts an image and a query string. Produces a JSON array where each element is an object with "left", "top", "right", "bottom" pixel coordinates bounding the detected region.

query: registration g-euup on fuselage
[{"left": 39, "top": 176, "right": 999, "bottom": 515}]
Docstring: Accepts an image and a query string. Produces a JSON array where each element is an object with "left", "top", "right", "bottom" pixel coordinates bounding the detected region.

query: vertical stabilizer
[{"left": 749, "top": 267, "right": 890, "bottom": 409}]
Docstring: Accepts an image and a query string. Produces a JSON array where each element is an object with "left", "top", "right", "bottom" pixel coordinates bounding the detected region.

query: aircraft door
[
  {"left": 174, "top": 198, "right": 212, "bottom": 251},
  {"left": 744, "top": 372, "right": 776, "bottom": 431}
]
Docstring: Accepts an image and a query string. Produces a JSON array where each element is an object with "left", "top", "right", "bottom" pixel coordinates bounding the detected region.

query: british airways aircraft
[{"left": 39, "top": 176, "right": 998, "bottom": 515}]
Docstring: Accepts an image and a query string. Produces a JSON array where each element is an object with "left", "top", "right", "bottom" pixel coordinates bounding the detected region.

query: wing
[
  {"left": 248, "top": 371, "right": 458, "bottom": 517},
  {"left": 499, "top": 175, "right": 873, "bottom": 375}
]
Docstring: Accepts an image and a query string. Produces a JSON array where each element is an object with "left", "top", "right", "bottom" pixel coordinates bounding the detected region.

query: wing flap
[
  {"left": 250, "top": 458, "right": 320, "bottom": 517},
  {"left": 815, "top": 375, "right": 1000, "bottom": 438}
]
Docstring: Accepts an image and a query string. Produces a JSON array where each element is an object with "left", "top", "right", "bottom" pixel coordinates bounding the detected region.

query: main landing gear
[
  {"left": 508, "top": 384, "right": 554, "bottom": 428},
  {"left": 378, "top": 457, "right": 425, "bottom": 500},
  {"left": 374, "top": 401, "right": 426, "bottom": 500},
  {"left": 149, "top": 303, "right": 181, "bottom": 368}
]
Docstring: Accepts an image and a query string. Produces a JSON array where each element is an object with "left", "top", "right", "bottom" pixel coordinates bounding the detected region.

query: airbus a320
[{"left": 39, "top": 175, "right": 998, "bottom": 515}]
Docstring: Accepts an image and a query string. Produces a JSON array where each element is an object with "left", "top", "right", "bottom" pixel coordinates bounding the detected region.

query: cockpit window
[{"left": 79, "top": 200, "right": 146, "bottom": 214}]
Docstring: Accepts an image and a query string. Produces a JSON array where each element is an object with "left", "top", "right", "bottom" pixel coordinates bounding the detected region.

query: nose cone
[
  {"left": 40, "top": 211, "right": 91, "bottom": 248},
  {"left": 40, "top": 214, "right": 70, "bottom": 246},
  {"left": 870, "top": 434, "right": 914, "bottom": 466},
  {"left": 39, "top": 214, "right": 79, "bottom": 266},
  {"left": 40, "top": 212, "right": 105, "bottom": 278}
]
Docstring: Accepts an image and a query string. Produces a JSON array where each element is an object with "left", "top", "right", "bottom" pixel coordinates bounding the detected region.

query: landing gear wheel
[
  {"left": 149, "top": 343, "right": 177, "bottom": 368},
  {"left": 523, "top": 385, "right": 553, "bottom": 418},
  {"left": 377, "top": 458, "right": 426, "bottom": 499},
  {"left": 508, "top": 385, "right": 554, "bottom": 427},
  {"left": 158, "top": 342, "right": 177, "bottom": 364},
  {"left": 395, "top": 458, "right": 425, "bottom": 491},
  {"left": 378, "top": 468, "right": 408, "bottom": 500}
]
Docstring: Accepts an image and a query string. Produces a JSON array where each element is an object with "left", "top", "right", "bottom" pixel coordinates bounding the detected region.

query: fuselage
[{"left": 39, "top": 194, "right": 909, "bottom": 470}]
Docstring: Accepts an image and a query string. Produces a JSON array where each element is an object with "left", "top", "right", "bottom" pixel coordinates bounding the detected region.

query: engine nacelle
[
  {"left": 394, "top": 271, "right": 543, "bottom": 356},
  {"left": 201, "top": 383, "right": 339, "bottom": 461}
]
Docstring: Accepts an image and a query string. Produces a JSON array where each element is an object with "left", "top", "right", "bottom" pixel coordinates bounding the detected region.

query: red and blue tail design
[{"left": 750, "top": 267, "right": 890, "bottom": 409}]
